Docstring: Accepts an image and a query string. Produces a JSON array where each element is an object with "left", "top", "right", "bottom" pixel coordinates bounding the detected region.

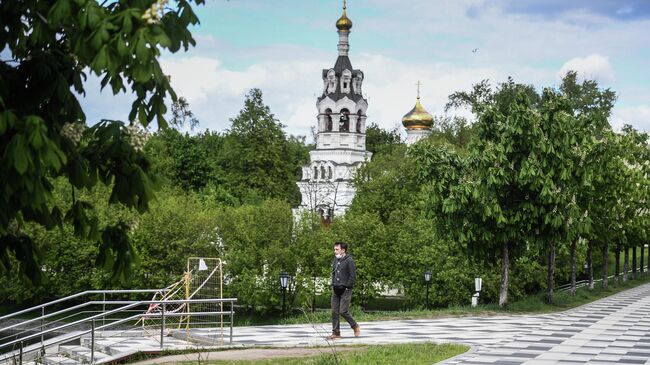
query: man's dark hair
[{"left": 334, "top": 241, "right": 348, "bottom": 252}]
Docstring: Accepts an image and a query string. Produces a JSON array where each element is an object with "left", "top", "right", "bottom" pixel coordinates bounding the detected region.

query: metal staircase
[{"left": 0, "top": 290, "right": 237, "bottom": 365}]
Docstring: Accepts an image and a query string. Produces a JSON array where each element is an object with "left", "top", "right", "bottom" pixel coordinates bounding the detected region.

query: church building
[
  {"left": 296, "top": 3, "right": 435, "bottom": 221},
  {"left": 295, "top": 2, "right": 372, "bottom": 221}
]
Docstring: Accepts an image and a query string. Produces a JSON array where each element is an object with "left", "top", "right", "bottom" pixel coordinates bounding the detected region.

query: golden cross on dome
[
  {"left": 343, "top": 0, "right": 347, "bottom": 10},
  {"left": 416, "top": 81, "right": 422, "bottom": 99}
]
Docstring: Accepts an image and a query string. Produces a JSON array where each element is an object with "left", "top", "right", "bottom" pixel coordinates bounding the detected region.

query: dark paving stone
[
  {"left": 527, "top": 345, "right": 553, "bottom": 351},
  {"left": 570, "top": 323, "right": 591, "bottom": 327},
  {"left": 625, "top": 351, "right": 650, "bottom": 356},
  {"left": 618, "top": 359, "right": 646, "bottom": 364}
]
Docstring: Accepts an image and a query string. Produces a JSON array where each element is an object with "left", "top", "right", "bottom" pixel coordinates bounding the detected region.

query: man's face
[{"left": 334, "top": 245, "right": 345, "bottom": 257}]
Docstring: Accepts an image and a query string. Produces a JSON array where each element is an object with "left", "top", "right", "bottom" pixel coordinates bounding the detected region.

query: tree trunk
[
  {"left": 641, "top": 243, "right": 645, "bottom": 274},
  {"left": 570, "top": 240, "right": 577, "bottom": 295},
  {"left": 623, "top": 247, "right": 630, "bottom": 283},
  {"left": 602, "top": 243, "right": 609, "bottom": 289},
  {"left": 547, "top": 242, "right": 556, "bottom": 303},
  {"left": 499, "top": 242, "right": 509, "bottom": 308},
  {"left": 632, "top": 244, "right": 637, "bottom": 280},
  {"left": 615, "top": 245, "right": 620, "bottom": 284},
  {"left": 587, "top": 241, "right": 594, "bottom": 290}
]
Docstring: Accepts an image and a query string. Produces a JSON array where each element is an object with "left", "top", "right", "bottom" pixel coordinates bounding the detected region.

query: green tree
[
  {"left": 145, "top": 129, "right": 226, "bottom": 191},
  {"left": 215, "top": 199, "right": 297, "bottom": 312},
  {"left": 417, "top": 80, "right": 584, "bottom": 306},
  {"left": 350, "top": 144, "right": 417, "bottom": 223},
  {"left": 365, "top": 123, "right": 402, "bottom": 155},
  {"left": 220, "top": 89, "right": 309, "bottom": 205},
  {"left": 130, "top": 186, "right": 221, "bottom": 290},
  {"left": 557, "top": 71, "right": 616, "bottom": 293},
  {"left": 430, "top": 115, "right": 475, "bottom": 149},
  {"left": 0, "top": 0, "right": 203, "bottom": 282}
]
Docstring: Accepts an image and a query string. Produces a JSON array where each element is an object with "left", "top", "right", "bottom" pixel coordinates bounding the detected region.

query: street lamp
[
  {"left": 279, "top": 271, "right": 290, "bottom": 316},
  {"left": 424, "top": 270, "right": 432, "bottom": 309}
]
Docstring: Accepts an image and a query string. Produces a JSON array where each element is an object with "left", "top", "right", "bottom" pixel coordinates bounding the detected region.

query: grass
[{"left": 177, "top": 343, "right": 469, "bottom": 365}]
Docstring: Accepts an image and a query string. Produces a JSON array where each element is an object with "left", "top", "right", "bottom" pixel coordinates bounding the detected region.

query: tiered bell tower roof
[{"left": 319, "top": 1, "right": 365, "bottom": 103}]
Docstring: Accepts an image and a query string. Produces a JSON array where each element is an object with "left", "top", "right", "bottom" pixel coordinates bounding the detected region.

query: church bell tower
[{"left": 296, "top": 1, "right": 372, "bottom": 221}]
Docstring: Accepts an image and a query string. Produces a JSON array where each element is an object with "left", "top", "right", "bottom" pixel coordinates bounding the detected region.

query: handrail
[
  {"left": 557, "top": 265, "right": 648, "bottom": 291},
  {"left": 0, "top": 297, "right": 224, "bottom": 334},
  {"left": 0, "top": 289, "right": 168, "bottom": 323},
  {"left": 1, "top": 301, "right": 98, "bottom": 333},
  {"left": 0, "top": 298, "right": 237, "bottom": 363},
  {"left": 0, "top": 298, "right": 237, "bottom": 350}
]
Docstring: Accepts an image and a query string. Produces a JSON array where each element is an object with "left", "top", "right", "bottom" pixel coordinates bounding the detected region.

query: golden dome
[
  {"left": 402, "top": 97, "right": 434, "bottom": 130},
  {"left": 336, "top": 2, "right": 352, "bottom": 32}
]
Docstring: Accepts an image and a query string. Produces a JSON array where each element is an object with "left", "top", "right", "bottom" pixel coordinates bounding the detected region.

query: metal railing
[
  {"left": 1, "top": 294, "right": 237, "bottom": 364},
  {"left": 0, "top": 289, "right": 169, "bottom": 356},
  {"left": 557, "top": 265, "right": 648, "bottom": 292}
]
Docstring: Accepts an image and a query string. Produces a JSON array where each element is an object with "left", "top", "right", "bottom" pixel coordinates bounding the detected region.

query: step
[
  {"left": 42, "top": 355, "right": 80, "bottom": 365},
  {"left": 79, "top": 338, "right": 118, "bottom": 356},
  {"left": 80, "top": 336, "right": 158, "bottom": 356},
  {"left": 59, "top": 345, "right": 110, "bottom": 363}
]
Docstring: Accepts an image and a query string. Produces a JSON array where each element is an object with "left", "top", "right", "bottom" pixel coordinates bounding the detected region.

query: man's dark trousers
[{"left": 331, "top": 288, "right": 357, "bottom": 334}]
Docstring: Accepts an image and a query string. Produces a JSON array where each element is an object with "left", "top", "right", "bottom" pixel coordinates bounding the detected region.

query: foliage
[
  {"left": 349, "top": 144, "right": 417, "bottom": 222},
  {"left": 364, "top": 123, "right": 402, "bottom": 155},
  {"left": 430, "top": 115, "right": 475, "bottom": 148},
  {"left": 215, "top": 199, "right": 299, "bottom": 312},
  {"left": 145, "top": 129, "right": 226, "bottom": 191},
  {"left": 219, "top": 89, "right": 309, "bottom": 206},
  {"left": 0, "top": 181, "right": 221, "bottom": 303},
  {"left": 415, "top": 79, "right": 595, "bottom": 306},
  {"left": 170, "top": 96, "right": 199, "bottom": 131},
  {"left": 129, "top": 186, "right": 222, "bottom": 290},
  {"left": 0, "top": 0, "right": 204, "bottom": 282}
]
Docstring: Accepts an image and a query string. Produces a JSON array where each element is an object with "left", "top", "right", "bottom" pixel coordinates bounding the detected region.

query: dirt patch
[{"left": 130, "top": 346, "right": 364, "bottom": 364}]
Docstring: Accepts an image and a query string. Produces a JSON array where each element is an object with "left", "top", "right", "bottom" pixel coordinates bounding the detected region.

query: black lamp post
[
  {"left": 279, "top": 271, "right": 290, "bottom": 316},
  {"left": 424, "top": 270, "right": 432, "bottom": 309}
]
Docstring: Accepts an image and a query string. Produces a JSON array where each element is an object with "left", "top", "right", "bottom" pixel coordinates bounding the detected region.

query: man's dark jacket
[{"left": 331, "top": 254, "right": 356, "bottom": 294}]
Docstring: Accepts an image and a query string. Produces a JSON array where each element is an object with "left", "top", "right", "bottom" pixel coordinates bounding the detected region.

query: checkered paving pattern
[
  {"left": 189, "top": 315, "right": 556, "bottom": 348},
  {"left": 189, "top": 283, "right": 650, "bottom": 365},
  {"left": 446, "top": 283, "right": 650, "bottom": 365}
]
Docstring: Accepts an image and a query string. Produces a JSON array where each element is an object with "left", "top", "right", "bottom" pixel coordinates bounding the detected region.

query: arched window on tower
[
  {"left": 325, "top": 109, "right": 333, "bottom": 131},
  {"left": 328, "top": 166, "right": 333, "bottom": 180},
  {"left": 313, "top": 166, "right": 318, "bottom": 180},
  {"left": 339, "top": 108, "right": 349, "bottom": 132},
  {"left": 320, "top": 166, "right": 326, "bottom": 180},
  {"left": 356, "top": 110, "right": 363, "bottom": 133},
  {"left": 341, "top": 69, "right": 352, "bottom": 94}
]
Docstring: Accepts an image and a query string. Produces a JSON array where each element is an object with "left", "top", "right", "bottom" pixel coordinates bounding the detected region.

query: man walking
[{"left": 327, "top": 241, "right": 360, "bottom": 339}]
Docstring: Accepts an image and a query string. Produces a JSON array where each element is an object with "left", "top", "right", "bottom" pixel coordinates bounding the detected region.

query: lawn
[{"left": 178, "top": 343, "right": 469, "bottom": 365}]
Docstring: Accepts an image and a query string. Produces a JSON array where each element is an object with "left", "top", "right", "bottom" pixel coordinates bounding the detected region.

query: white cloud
[
  {"left": 157, "top": 51, "right": 513, "bottom": 141},
  {"left": 611, "top": 105, "right": 650, "bottom": 132},
  {"left": 558, "top": 54, "right": 616, "bottom": 84},
  {"left": 78, "top": 0, "right": 650, "bottom": 136}
]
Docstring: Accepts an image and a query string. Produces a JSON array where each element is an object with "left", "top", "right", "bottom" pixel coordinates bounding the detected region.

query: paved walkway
[{"left": 188, "top": 283, "right": 650, "bottom": 364}]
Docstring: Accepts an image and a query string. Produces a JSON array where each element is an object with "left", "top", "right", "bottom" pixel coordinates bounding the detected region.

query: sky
[{"left": 82, "top": 0, "right": 650, "bottom": 140}]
